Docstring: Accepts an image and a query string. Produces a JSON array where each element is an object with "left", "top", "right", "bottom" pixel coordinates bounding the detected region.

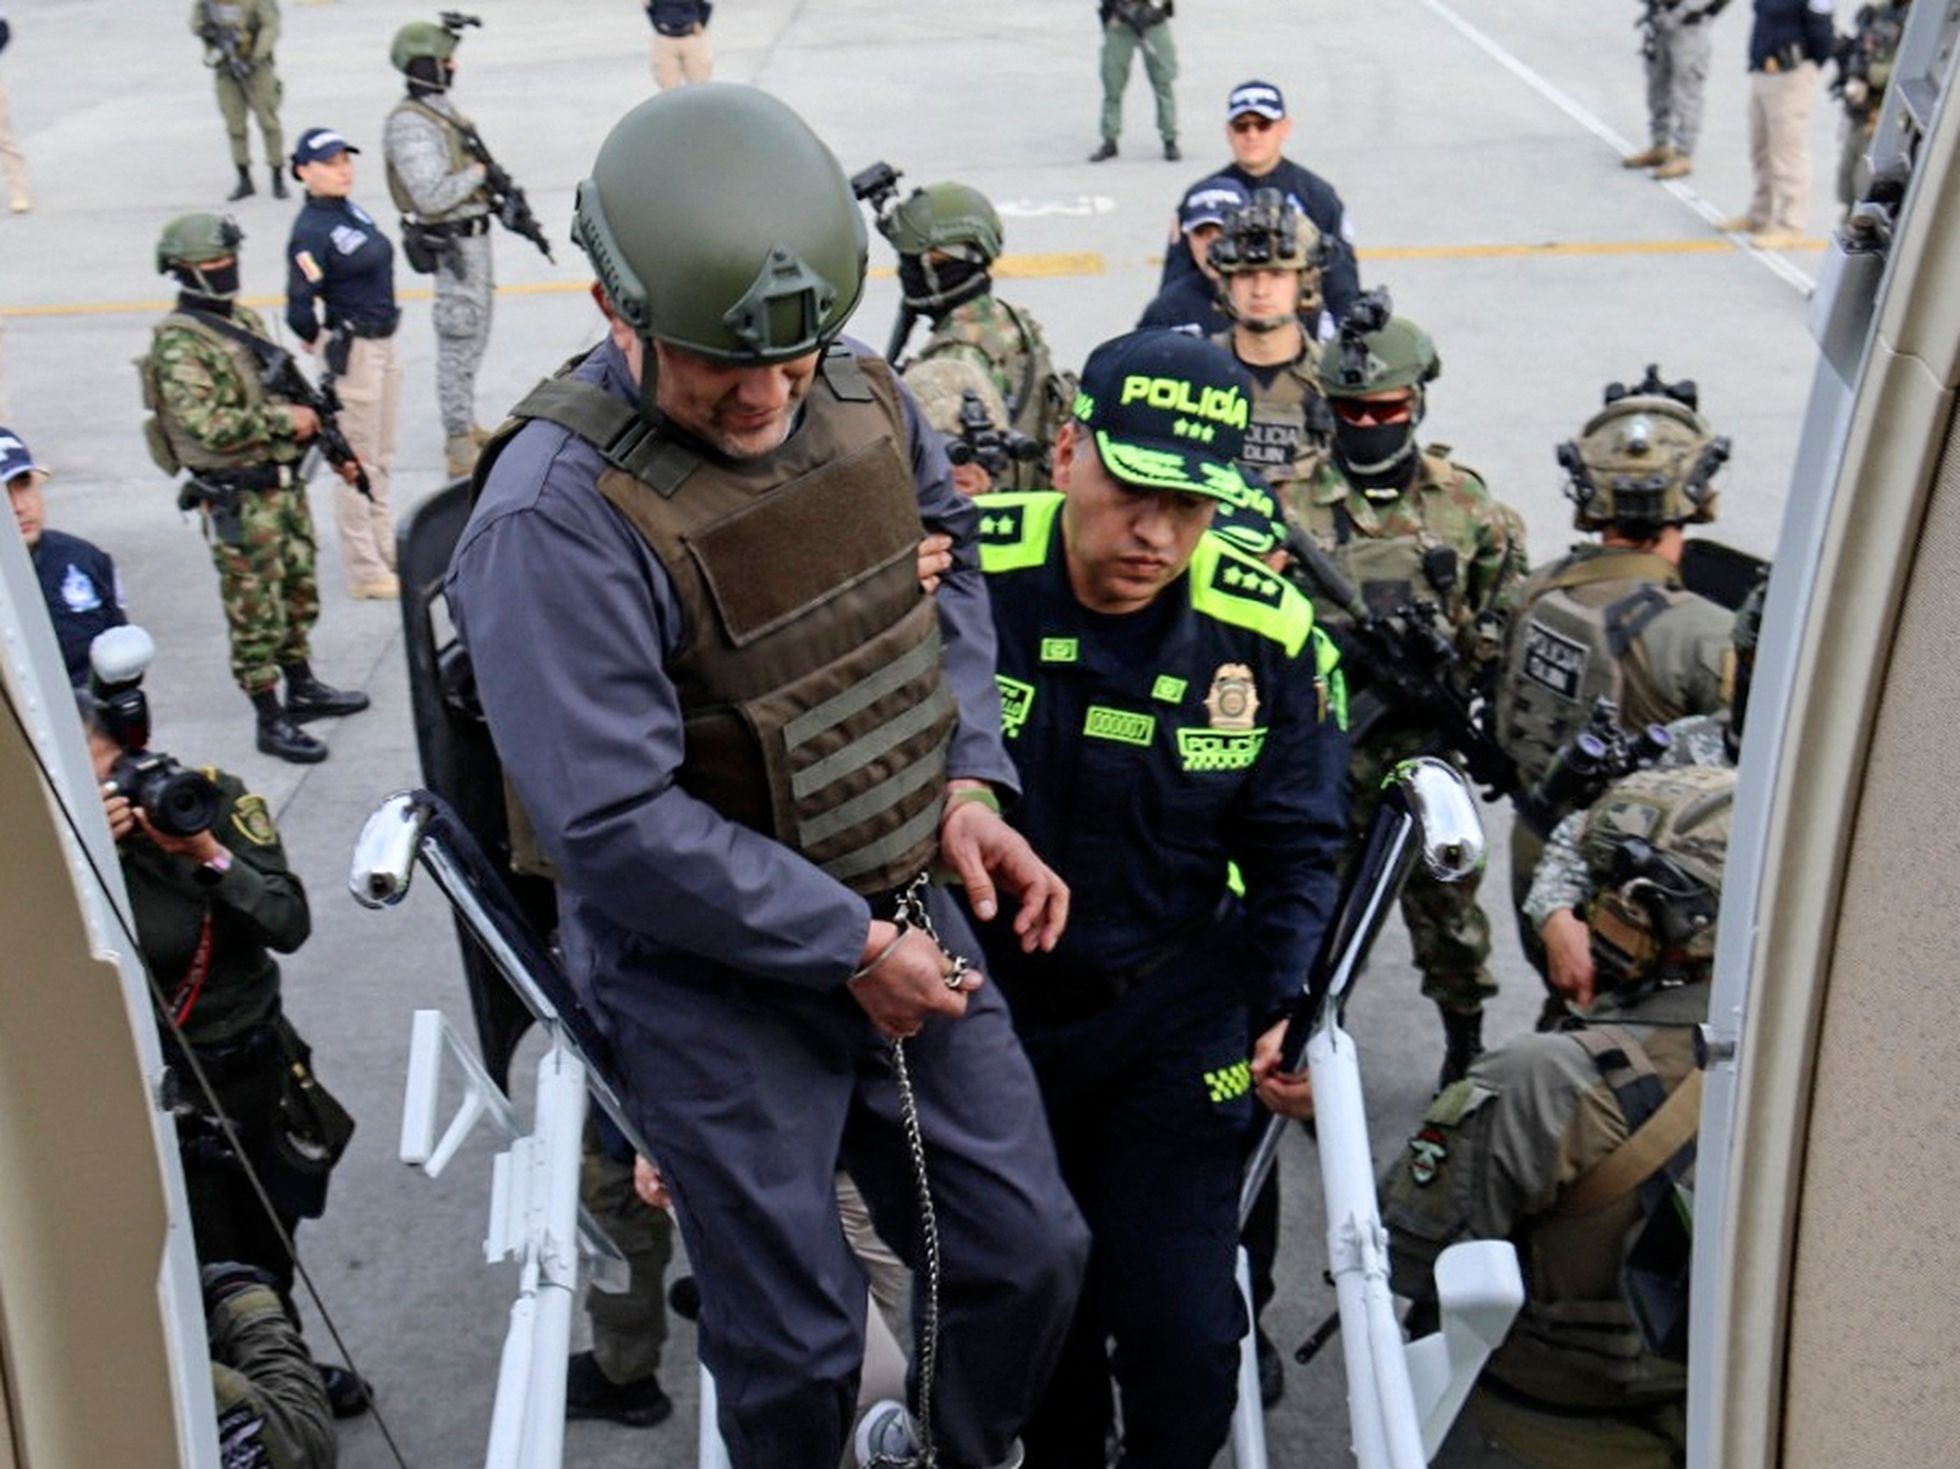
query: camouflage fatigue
[
  {"left": 149, "top": 307, "right": 303, "bottom": 465},
  {"left": 208, "top": 1276, "right": 336, "bottom": 1469},
  {"left": 1645, "top": 6, "right": 1712, "bottom": 155},
  {"left": 191, "top": 0, "right": 284, "bottom": 168},
  {"left": 211, "top": 483, "right": 317, "bottom": 693},
  {"left": 903, "top": 355, "right": 1009, "bottom": 441},
  {"left": 580, "top": 1121, "right": 674, "bottom": 1385},
  {"left": 1287, "top": 446, "right": 1525, "bottom": 1014},
  {"left": 1523, "top": 710, "right": 1732, "bottom": 933},
  {"left": 916, "top": 292, "right": 1061, "bottom": 488}
]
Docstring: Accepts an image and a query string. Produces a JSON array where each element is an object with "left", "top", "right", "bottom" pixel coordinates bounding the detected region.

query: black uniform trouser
[
  {"left": 600, "top": 889, "right": 1088, "bottom": 1469},
  {"left": 1012, "top": 944, "right": 1253, "bottom": 1469}
]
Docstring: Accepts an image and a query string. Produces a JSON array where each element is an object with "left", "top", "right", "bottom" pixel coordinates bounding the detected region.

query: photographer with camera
[{"left": 80, "top": 626, "right": 366, "bottom": 1419}]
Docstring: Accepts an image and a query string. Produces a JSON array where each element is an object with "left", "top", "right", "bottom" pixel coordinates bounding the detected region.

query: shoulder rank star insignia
[
  {"left": 1204, "top": 663, "right": 1259, "bottom": 731},
  {"left": 1409, "top": 1126, "right": 1448, "bottom": 1186}
]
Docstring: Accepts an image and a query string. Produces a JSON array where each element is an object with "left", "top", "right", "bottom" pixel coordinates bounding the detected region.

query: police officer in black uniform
[
  {"left": 972, "top": 330, "right": 1348, "bottom": 1468},
  {"left": 285, "top": 125, "right": 402, "bottom": 598},
  {"left": 5, "top": 426, "right": 127, "bottom": 684}
]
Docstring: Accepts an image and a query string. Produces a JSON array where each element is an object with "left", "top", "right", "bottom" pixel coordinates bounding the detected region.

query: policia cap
[{"left": 1072, "top": 330, "right": 1256, "bottom": 504}]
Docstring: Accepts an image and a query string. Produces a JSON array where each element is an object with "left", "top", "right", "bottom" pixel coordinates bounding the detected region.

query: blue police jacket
[
  {"left": 1750, "top": 0, "right": 1837, "bottom": 69},
  {"left": 975, "top": 491, "right": 1348, "bottom": 1021},
  {"left": 32, "top": 528, "right": 125, "bottom": 685},
  {"left": 285, "top": 194, "right": 399, "bottom": 344}
]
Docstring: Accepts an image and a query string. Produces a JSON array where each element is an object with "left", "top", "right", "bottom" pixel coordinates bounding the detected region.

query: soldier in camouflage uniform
[
  {"left": 881, "top": 180, "right": 1070, "bottom": 491},
  {"left": 1622, "top": 0, "right": 1730, "bottom": 180},
  {"left": 1206, "top": 190, "right": 1332, "bottom": 498},
  {"left": 1387, "top": 762, "right": 1736, "bottom": 1469},
  {"left": 140, "top": 214, "right": 370, "bottom": 763},
  {"left": 1528, "top": 576, "right": 1761, "bottom": 1009},
  {"left": 903, "top": 354, "right": 1014, "bottom": 497},
  {"left": 191, "top": 0, "right": 286, "bottom": 202},
  {"left": 205, "top": 1263, "right": 337, "bottom": 1467},
  {"left": 384, "top": 20, "right": 496, "bottom": 478},
  {"left": 1280, "top": 299, "right": 1526, "bottom": 1085},
  {"left": 1494, "top": 367, "right": 1734, "bottom": 981}
]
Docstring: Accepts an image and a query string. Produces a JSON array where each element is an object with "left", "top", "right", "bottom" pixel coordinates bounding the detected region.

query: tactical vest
[
  {"left": 480, "top": 347, "right": 956, "bottom": 897},
  {"left": 1208, "top": 330, "right": 1329, "bottom": 490},
  {"left": 919, "top": 296, "right": 1075, "bottom": 488},
  {"left": 1491, "top": 1023, "right": 1700, "bottom": 1410},
  {"left": 385, "top": 98, "right": 481, "bottom": 222},
  {"left": 137, "top": 308, "right": 295, "bottom": 475},
  {"left": 1298, "top": 448, "right": 1479, "bottom": 628},
  {"left": 1494, "top": 547, "right": 1715, "bottom": 787}
]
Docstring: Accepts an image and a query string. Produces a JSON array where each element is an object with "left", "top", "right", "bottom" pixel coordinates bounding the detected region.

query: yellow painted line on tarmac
[{"left": 0, "top": 240, "right": 1824, "bottom": 320}]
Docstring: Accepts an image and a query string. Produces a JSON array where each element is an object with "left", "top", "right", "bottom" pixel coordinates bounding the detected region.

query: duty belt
[
  {"left": 203, "top": 463, "right": 290, "bottom": 492},
  {"left": 335, "top": 310, "right": 401, "bottom": 339},
  {"left": 414, "top": 215, "right": 491, "bottom": 238}
]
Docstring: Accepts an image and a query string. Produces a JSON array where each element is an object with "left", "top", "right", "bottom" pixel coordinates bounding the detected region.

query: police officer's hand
[
  {"left": 1541, "top": 908, "right": 1596, "bottom": 1009},
  {"left": 849, "top": 919, "right": 977, "bottom": 1039},
  {"left": 633, "top": 1155, "right": 671, "bottom": 1210},
  {"left": 940, "top": 787, "right": 1070, "bottom": 953},
  {"left": 917, "top": 533, "right": 954, "bottom": 595},
  {"left": 283, "top": 405, "right": 321, "bottom": 440},
  {"left": 100, "top": 783, "right": 137, "bottom": 843},
  {"left": 1252, "top": 1019, "right": 1315, "bottom": 1121}
]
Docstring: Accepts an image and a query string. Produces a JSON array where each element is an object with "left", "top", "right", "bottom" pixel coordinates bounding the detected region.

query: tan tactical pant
[
  {"left": 331, "top": 335, "right": 400, "bottom": 591},
  {"left": 652, "top": 29, "right": 713, "bottom": 89},
  {"left": 214, "top": 63, "right": 283, "bottom": 169},
  {"left": 1746, "top": 61, "right": 1819, "bottom": 233},
  {"left": 0, "top": 71, "right": 29, "bottom": 208}
]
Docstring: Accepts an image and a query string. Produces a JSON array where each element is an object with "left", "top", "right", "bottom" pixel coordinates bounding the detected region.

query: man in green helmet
[
  {"left": 383, "top": 17, "right": 498, "bottom": 477},
  {"left": 446, "top": 84, "right": 1087, "bottom": 1469},
  {"left": 191, "top": 0, "right": 286, "bottom": 202},
  {"left": 881, "top": 180, "right": 1071, "bottom": 489},
  {"left": 1493, "top": 367, "right": 1735, "bottom": 985},
  {"left": 138, "top": 213, "right": 371, "bottom": 763},
  {"left": 1281, "top": 291, "right": 1527, "bottom": 1087}
]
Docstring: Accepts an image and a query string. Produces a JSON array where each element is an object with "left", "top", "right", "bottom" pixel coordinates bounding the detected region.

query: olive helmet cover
[
  {"left": 156, "top": 213, "right": 244, "bottom": 273},
  {"left": 881, "top": 181, "right": 1004, "bottom": 263},
  {"left": 1581, "top": 763, "right": 1737, "bottom": 988},
  {"left": 390, "top": 20, "right": 459, "bottom": 73},
  {"left": 573, "top": 85, "right": 867, "bottom": 365},
  {"left": 1321, "top": 295, "right": 1441, "bottom": 399},
  {"left": 1560, "top": 369, "right": 1729, "bottom": 533}
]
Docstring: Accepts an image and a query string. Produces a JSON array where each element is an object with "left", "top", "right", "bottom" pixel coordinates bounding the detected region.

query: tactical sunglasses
[
  {"left": 1330, "top": 397, "right": 1415, "bottom": 426},
  {"left": 1230, "top": 116, "right": 1277, "bottom": 134}
]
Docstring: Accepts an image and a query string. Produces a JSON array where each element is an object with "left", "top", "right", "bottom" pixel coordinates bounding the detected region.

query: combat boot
[
  {"left": 282, "top": 660, "right": 371, "bottom": 721},
  {"left": 564, "top": 1351, "right": 673, "bottom": 1428},
  {"left": 251, "top": 689, "right": 327, "bottom": 764},
  {"left": 317, "top": 1363, "right": 372, "bottom": 1419},
  {"left": 226, "top": 165, "right": 255, "bottom": 202},
  {"left": 1437, "top": 1006, "right": 1484, "bottom": 1090},
  {"left": 1621, "top": 144, "right": 1669, "bottom": 169},
  {"left": 445, "top": 433, "right": 480, "bottom": 479},
  {"left": 1163, "top": 138, "right": 1181, "bottom": 161},
  {"left": 1652, "top": 147, "right": 1693, "bottom": 180},
  {"left": 1088, "top": 139, "right": 1118, "bottom": 163},
  {"left": 270, "top": 166, "right": 289, "bottom": 201}
]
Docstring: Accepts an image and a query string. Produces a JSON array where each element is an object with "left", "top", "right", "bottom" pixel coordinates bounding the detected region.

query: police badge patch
[
  {"left": 1408, "top": 1126, "right": 1448, "bottom": 1186},
  {"left": 1204, "top": 663, "right": 1259, "bottom": 731},
  {"left": 230, "top": 793, "right": 278, "bottom": 848}
]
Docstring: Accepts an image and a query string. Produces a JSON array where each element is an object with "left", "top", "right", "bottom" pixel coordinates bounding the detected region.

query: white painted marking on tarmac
[
  {"left": 1414, "top": 0, "right": 1817, "bottom": 297},
  {"left": 995, "top": 195, "right": 1120, "bottom": 219}
]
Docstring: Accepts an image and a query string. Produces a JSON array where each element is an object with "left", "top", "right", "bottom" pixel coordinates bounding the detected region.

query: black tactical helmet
[{"left": 573, "top": 86, "right": 867, "bottom": 367}]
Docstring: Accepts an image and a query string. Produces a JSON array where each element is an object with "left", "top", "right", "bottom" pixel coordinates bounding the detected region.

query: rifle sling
[{"left": 1552, "top": 1040, "right": 1703, "bottom": 1218}]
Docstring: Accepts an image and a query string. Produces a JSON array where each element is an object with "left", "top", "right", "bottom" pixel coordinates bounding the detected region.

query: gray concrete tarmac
[{"left": 0, "top": 0, "right": 1827, "bottom": 1463}]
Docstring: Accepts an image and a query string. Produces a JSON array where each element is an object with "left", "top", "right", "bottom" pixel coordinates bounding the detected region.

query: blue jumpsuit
[
  {"left": 447, "top": 340, "right": 1089, "bottom": 1469},
  {"left": 973, "top": 491, "right": 1348, "bottom": 1467}
]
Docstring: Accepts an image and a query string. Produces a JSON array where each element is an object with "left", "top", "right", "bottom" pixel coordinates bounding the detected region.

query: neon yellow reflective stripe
[
  {"left": 1186, "top": 536, "right": 1313, "bottom": 657},
  {"left": 977, "top": 491, "right": 1064, "bottom": 573},
  {"left": 1040, "top": 637, "right": 1079, "bottom": 664},
  {"left": 1177, "top": 727, "right": 1268, "bottom": 771},
  {"left": 997, "top": 675, "right": 1035, "bottom": 739},
  {"left": 1226, "top": 860, "right": 1246, "bottom": 897},
  {"left": 1083, "top": 705, "right": 1155, "bottom": 746},
  {"left": 1094, "top": 431, "right": 1251, "bottom": 502},
  {"left": 1152, "top": 674, "right": 1188, "bottom": 704},
  {"left": 1204, "top": 1059, "right": 1253, "bottom": 1104}
]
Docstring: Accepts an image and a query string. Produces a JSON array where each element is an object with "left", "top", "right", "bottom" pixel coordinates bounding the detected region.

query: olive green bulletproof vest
[
  {"left": 1209, "top": 330, "right": 1328, "bottom": 490},
  {"left": 485, "top": 347, "right": 955, "bottom": 897},
  {"left": 1299, "top": 452, "right": 1476, "bottom": 628},
  {"left": 138, "top": 307, "right": 296, "bottom": 474},
  {"left": 385, "top": 98, "right": 479, "bottom": 222},
  {"left": 1493, "top": 547, "right": 1712, "bottom": 787}
]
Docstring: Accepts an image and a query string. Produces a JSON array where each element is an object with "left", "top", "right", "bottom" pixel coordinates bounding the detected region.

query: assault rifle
[
  {"left": 945, "top": 390, "right": 1042, "bottom": 479},
  {"left": 459, "top": 126, "right": 555, "bottom": 263},
  {"left": 1102, "top": 0, "right": 1172, "bottom": 36},
  {"left": 259, "top": 349, "right": 371, "bottom": 500},
  {"left": 1284, "top": 528, "right": 1519, "bottom": 799},
  {"left": 198, "top": 0, "right": 255, "bottom": 84}
]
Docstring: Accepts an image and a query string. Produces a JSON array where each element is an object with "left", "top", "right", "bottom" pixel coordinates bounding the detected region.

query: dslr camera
[{"left": 89, "top": 627, "right": 222, "bottom": 839}]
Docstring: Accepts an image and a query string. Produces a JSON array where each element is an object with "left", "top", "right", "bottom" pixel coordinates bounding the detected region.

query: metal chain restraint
[{"left": 871, "top": 874, "right": 972, "bottom": 1469}]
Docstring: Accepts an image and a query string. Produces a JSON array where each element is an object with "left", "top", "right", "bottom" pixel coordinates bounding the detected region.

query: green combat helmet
[
  {"left": 573, "top": 85, "right": 866, "bottom": 421},
  {"left": 1322, "top": 289, "right": 1439, "bottom": 491},
  {"left": 882, "top": 181, "right": 1003, "bottom": 314},
  {"left": 1209, "top": 188, "right": 1328, "bottom": 325},
  {"left": 390, "top": 19, "right": 461, "bottom": 74},
  {"left": 155, "top": 213, "right": 244, "bottom": 295},
  {"left": 1580, "top": 763, "right": 1736, "bottom": 991},
  {"left": 1559, "top": 366, "right": 1729, "bottom": 535}
]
